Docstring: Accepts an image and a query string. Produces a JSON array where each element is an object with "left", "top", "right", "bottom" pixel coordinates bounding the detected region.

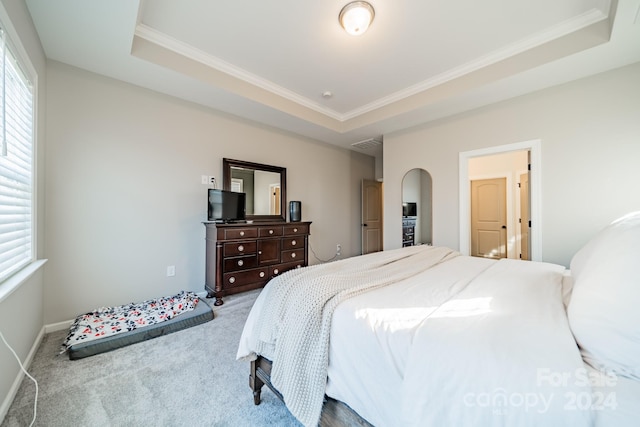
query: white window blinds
[{"left": 0, "top": 25, "right": 34, "bottom": 282}]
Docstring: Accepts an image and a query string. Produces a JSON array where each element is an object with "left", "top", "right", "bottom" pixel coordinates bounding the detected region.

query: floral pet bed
[{"left": 62, "top": 291, "right": 213, "bottom": 359}]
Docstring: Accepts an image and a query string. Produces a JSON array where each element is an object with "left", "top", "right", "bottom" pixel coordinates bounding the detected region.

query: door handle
[
  {"left": 501, "top": 225, "right": 506, "bottom": 229},
  {"left": 362, "top": 223, "right": 368, "bottom": 227}
]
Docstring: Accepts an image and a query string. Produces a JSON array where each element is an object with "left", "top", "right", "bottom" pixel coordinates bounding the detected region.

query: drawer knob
[
  {"left": 269, "top": 229, "right": 274, "bottom": 235},
  {"left": 259, "top": 271, "right": 265, "bottom": 278},
  {"left": 258, "top": 251, "right": 262, "bottom": 255},
  {"left": 292, "top": 240, "right": 297, "bottom": 246},
  {"left": 293, "top": 228, "right": 298, "bottom": 232},
  {"left": 237, "top": 260, "right": 244, "bottom": 266},
  {"left": 240, "top": 231, "right": 245, "bottom": 236},
  {"left": 238, "top": 245, "right": 244, "bottom": 252},
  {"left": 229, "top": 277, "right": 236, "bottom": 284},
  {"left": 291, "top": 252, "right": 296, "bottom": 258},
  {"left": 273, "top": 268, "right": 279, "bottom": 275}
]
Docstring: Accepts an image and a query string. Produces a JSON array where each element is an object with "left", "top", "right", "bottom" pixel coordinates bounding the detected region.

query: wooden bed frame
[{"left": 250, "top": 355, "right": 373, "bottom": 426}]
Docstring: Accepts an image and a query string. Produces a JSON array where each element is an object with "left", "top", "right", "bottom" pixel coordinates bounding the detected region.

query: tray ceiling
[{"left": 25, "top": 0, "right": 640, "bottom": 154}]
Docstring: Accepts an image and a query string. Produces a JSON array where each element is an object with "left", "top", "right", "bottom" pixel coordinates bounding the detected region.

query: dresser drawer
[
  {"left": 282, "top": 236, "right": 304, "bottom": 250},
  {"left": 224, "top": 255, "right": 257, "bottom": 272},
  {"left": 224, "top": 228, "right": 258, "bottom": 240},
  {"left": 270, "top": 261, "right": 305, "bottom": 277},
  {"left": 223, "top": 268, "right": 269, "bottom": 289},
  {"left": 224, "top": 241, "right": 257, "bottom": 257},
  {"left": 283, "top": 224, "right": 308, "bottom": 236},
  {"left": 282, "top": 248, "right": 305, "bottom": 263},
  {"left": 259, "top": 226, "right": 283, "bottom": 237},
  {"left": 205, "top": 221, "right": 311, "bottom": 306}
]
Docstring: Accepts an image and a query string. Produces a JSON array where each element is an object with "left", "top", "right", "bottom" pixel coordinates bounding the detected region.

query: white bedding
[
  {"left": 238, "top": 245, "right": 639, "bottom": 426},
  {"left": 237, "top": 245, "right": 459, "bottom": 426},
  {"left": 328, "top": 255, "right": 593, "bottom": 426},
  {"left": 326, "top": 255, "right": 495, "bottom": 424}
]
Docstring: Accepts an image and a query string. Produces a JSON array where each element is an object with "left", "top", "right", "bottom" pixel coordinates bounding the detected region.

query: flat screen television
[
  {"left": 208, "top": 189, "right": 246, "bottom": 222},
  {"left": 402, "top": 202, "right": 417, "bottom": 217}
]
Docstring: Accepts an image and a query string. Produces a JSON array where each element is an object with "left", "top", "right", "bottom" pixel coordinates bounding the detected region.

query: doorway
[
  {"left": 401, "top": 169, "right": 433, "bottom": 246},
  {"left": 459, "top": 140, "right": 540, "bottom": 261},
  {"left": 269, "top": 184, "right": 281, "bottom": 215},
  {"left": 471, "top": 177, "right": 507, "bottom": 258},
  {"left": 519, "top": 172, "right": 530, "bottom": 260},
  {"left": 362, "top": 179, "right": 383, "bottom": 254}
]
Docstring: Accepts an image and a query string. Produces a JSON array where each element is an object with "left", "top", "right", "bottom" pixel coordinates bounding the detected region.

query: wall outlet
[
  {"left": 336, "top": 244, "right": 341, "bottom": 256},
  {"left": 166, "top": 265, "right": 175, "bottom": 277},
  {"left": 201, "top": 175, "right": 216, "bottom": 186}
]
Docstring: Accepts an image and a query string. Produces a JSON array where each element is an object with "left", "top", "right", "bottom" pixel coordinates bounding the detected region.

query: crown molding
[
  {"left": 134, "top": 23, "right": 345, "bottom": 121},
  {"left": 134, "top": 4, "right": 609, "bottom": 125},
  {"left": 342, "top": 6, "right": 610, "bottom": 120}
]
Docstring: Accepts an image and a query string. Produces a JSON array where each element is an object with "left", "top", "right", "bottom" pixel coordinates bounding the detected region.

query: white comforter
[
  {"left": 238, "top": 245, "right": 459, "bottom": 426},
  {"left": 239, "top": 246, "right": 595, "bottom": 426}
]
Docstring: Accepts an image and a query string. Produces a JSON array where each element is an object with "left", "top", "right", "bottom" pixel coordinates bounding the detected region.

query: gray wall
[
  {"left": 384, "top": 62, "right": 640, "bottom": 267},
  {"left": 44, "top": 61, "right": 375, "bottom": 324},
  {"left": 419, "top": 171, "right": 432, "bottom": 244}
]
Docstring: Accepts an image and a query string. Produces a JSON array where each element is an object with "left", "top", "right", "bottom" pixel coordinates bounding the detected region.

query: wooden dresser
[
  {"left": 204, "top": 221, "right": 311, "bottom": 306},
  {"left": 402, "top": 217, "right": 416, "bottom": 247}
]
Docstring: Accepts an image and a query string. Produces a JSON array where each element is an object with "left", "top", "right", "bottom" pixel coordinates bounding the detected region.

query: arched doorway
[{"left": 401, "top": 169, "right": 433, "bottom": 246}]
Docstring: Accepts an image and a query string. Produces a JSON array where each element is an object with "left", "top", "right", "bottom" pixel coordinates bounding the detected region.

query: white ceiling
[{"left": 25, "top": 0, "right": 640, "bottom": 156}]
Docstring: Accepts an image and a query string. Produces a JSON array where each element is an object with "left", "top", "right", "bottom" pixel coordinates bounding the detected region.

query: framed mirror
[{"left": 223, "top": 158, "right": 287, "bottom": 222}]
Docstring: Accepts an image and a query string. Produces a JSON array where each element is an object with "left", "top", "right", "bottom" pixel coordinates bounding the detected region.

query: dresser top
[{"left": 203, "top": 221, "right": 311, "bottom": 228}]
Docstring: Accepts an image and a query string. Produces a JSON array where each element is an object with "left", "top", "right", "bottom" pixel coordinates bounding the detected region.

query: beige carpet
[{"left": 1, "top": 290, "right": 300, "bottom": 427}]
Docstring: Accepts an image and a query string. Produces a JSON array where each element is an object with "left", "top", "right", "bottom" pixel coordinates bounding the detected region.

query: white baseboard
[
  {"left": 0, "top": 325, "right": 45, "bottom": 424},
  {"left": 1, "top": 319, "right": 74, "bottom": 423},
  {"left": 45, "top": 319, "right": 73, "bottom": 333},
  {"left": 1, "top": 301, "right": 210, "bottom": 423}
]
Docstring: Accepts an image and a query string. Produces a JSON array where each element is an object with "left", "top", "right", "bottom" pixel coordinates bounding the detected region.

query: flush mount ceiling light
[{"left": 339, "top": 1, "right": 375, "bottom": 36}]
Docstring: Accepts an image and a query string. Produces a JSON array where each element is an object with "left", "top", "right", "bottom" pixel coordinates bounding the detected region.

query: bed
[{"left": 237, "top": 212, "right": 640, "bottom": 426}]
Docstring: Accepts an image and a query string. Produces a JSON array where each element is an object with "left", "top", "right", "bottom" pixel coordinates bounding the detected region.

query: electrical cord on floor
[
  {"left": 309, "top": 244, "right": 339, "bottom": 263},
  {"left": 0, "top": 330, "right": 38, "bottom": 427}
]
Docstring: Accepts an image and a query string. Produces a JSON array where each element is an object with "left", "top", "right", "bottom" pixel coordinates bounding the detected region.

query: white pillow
[{"left": 568, "top": 212, "right": 640, "bottom": 380}]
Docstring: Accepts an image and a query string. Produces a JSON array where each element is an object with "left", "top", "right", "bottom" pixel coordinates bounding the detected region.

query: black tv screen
[
  {"left": 208, "top": 189, "right": 246, "bottom": 222},
  {"left": 403, "top": 202, "right": 417, "bottom": 217}
]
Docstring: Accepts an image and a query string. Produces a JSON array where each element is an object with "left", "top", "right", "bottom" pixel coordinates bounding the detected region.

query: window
[{"left": 0, "top": 25, "right": 34, "bottom": 283}]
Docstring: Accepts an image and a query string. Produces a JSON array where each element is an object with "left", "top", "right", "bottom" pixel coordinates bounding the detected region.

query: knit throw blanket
[
  {"left": 61, "top": 290, "right": 200, "bottom": 353},
  {"left": 248, "top": 245, "right": 460, "bottom": 427}
]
